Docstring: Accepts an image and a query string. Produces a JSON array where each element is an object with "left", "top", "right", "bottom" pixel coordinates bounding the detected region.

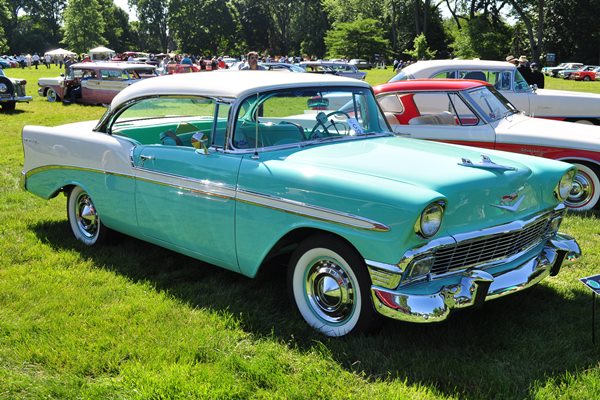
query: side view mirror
[{"left": 530, "top": 84, "right": 538, "bottom": 92}]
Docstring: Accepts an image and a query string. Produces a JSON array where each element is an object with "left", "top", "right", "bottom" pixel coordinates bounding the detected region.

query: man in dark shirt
[
  {"left": 529, "top": 62, "right": 545, "bottom": 88},
  {"left": 517, "top": 55, "right": 533, "bottom": 85}
]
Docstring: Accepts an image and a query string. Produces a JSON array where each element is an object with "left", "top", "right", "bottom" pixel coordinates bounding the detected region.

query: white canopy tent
[
  {"left": 88, "top": 46, "right": 116, "bottom": 61},
  {"left": 44, "top": 48, "right": 76, "bottom": 57}
]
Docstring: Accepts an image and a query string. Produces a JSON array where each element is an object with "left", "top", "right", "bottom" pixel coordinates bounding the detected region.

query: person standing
[
  {"left": 44, "top": 53, "right": 51, "bottom": 68},
  {"left": 32, "top": 53, "right": 40, "bottom": 69},
  {"left": 529, "top": 63, "right": 545, "bottom": 88},
  {"left": 517, "top": 55, "right": 533, "bottom": 85},
  {"left": 240, "top": 51, "right": 266, "bottom": 70}
]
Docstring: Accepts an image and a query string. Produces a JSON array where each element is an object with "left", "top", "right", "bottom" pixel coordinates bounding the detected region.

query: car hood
[
  {"left": 38, "top": 76, "right": 65, "bottom": 85},
  {"left": 273, "top": 136, "right": 568, "bottom": 232},
  {"left": 495, "top": 113, "right": 600, "bottom": 152}
]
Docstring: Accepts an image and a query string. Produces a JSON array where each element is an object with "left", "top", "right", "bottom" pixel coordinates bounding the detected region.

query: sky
[{"left": 113, "top": 0, "right": 136, "bottom": 20}]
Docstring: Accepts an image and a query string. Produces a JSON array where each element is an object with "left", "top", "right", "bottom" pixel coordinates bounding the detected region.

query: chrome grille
[{"left": 430, "top": 214, "right": 553, "bottom": 275}]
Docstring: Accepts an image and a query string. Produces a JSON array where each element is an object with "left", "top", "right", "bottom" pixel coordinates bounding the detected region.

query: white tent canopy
[
  {"left": 89, "top": 46, "right": 115, "bottom": 54},
  {"left": 44, "top": 48, "right": 76, "bottom": 57},
  {"left": 88, "top": 46, "right": 116, "bottom": 61}
]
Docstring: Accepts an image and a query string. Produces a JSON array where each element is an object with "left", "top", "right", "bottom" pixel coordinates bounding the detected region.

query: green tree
[
  {"left": 169, "top": 0, "right": 235, "bottom": 55},
  {"left": 405, "top": 32, "right": 436, "bottom": 60},
  {"left": 0, "top": 0, "right": 8, "bottom": 52},
  {"left": 325, "top": 18, "right": 389, "bottom": 61},
  {"left": 62, "top": 0, "right": 104, "bottom": 53},
  {"left": 446, "top": 14, "right": 512, "bottom": 60},
  {"left": 129, "top": 0, "right": 169, "bottom": 52}
]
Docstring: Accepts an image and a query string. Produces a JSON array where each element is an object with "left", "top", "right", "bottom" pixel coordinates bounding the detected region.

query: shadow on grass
[
  {"left": 0, "top": 108, "right": 27, "bottom": 115},
  {"left": 33, "top": 220, "right": 600, "bottom": 399}
]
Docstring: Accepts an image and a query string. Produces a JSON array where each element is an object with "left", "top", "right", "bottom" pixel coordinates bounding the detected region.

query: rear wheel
[
  {"left": 67, "top": 186, "right": 110, "bottom": 245},
  {"left": 287, "top": 234, "right": 380, "bottom": 337},
  {"left": 566, "top": 162, "right": 600, "bottom": 211},
  {"left": 584, "top": 76, "right": 591, "bottom": 81}
]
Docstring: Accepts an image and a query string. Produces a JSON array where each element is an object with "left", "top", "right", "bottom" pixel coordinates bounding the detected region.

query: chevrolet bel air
[{"left": 21, "top": 72, "right": 581, "bottom": 336}]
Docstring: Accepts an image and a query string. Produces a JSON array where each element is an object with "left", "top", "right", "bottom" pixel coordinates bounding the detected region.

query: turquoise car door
[{"left": 131, "top": 145, "right": 242, "bottom": 268}]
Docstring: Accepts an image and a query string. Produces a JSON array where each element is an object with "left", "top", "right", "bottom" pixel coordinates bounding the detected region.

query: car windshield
[
  {"left": 232, "top": 86, "right": 389, "bottom": 149},
  {"left": 465, "top": 86, "right": 518, "bottom": 122},
  {"left": 389, "top": 70, "right": 414, "bottom": 82},
  {"left": 513, "top": 69, "right": 531, "bottom": 92}
]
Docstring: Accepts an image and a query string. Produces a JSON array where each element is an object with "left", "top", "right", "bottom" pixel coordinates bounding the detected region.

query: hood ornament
[{"left": 459, "top": 155, "right": 517, "bottom": 172}]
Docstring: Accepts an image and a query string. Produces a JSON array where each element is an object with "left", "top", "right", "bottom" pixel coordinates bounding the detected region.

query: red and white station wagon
[
  {"left": 374, "top": 79, "right": 600, "bottom": 210},
  {"left": 38, "top": 62, "right": 158, "bottom": 105}
]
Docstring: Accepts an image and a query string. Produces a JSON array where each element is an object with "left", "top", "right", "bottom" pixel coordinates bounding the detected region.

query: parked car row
[
  {"left": 389, "top": 59, "right": 600, "bottom": 125},
  {"left": 21, "top": 71, "right": 581, "bottom": 337}
]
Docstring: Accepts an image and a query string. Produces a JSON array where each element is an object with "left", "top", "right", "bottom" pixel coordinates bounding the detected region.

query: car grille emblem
[{"left": 492, "top": 193, "right": 525, "bottom": 212}]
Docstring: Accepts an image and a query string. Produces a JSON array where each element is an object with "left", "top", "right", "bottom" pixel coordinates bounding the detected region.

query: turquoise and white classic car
[{"left": 21, "top": 71, "right": 581, "bottom": 337}]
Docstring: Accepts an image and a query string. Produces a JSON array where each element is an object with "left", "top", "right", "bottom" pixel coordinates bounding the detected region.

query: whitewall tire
[
  {"left": 566, "top": 163, "right": 600, "bottom": 210},
  {"left": 67, "top": 186, "right": 109, "bottom": 245},
  {"left": 46, "top": 88, "right": 59, "bottom": 102},
  {"left": 287, "top": 235, "right": 379, "bottom": 337}
]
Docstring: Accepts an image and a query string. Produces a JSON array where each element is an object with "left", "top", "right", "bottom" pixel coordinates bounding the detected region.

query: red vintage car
[
  {"left": 374, "top": 79, "right": 600, "bottom": 210},
  {"left": 569, "top": 66, "right": 600, "bottom": 81}
]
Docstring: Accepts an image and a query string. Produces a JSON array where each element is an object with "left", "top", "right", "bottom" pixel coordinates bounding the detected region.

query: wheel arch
[{"left": 256, "top": 227, "right": 363, "bottom": 276}]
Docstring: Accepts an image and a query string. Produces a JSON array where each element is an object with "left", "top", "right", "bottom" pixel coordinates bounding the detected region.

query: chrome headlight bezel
[
  {"left": 0, "top": 83, "right": 7, "bottom": 93},
  {"left": 555, "top": 169, "right": 576, "bottom": 202},
  {"left": 415, "top": 200, "right": 446, "bottom": 238}
]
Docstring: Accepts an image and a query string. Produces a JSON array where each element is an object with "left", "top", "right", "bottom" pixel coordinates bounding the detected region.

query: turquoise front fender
[{"left": 234, "top": 152, "right": 445, "bottom": 277}]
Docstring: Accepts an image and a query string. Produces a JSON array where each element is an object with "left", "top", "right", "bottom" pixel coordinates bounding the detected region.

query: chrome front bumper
[
  {"left": 1, "top": 95, "right": 33, "bottom": 102},
  {"left": 369, "top": 233, "right": 580, "bottom": 323}
]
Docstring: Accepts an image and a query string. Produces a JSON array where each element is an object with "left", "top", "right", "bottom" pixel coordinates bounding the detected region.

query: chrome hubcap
[
  {"left": 47, "top": 89, "right": 56, "bottom": 102},
  {"left": 305, "top": 259, "right": 354, "bottom": 323},
  {"left": 568, "top": 172, "right": 594, "bottom": 208},
  {"left": 76, "top": 193, "right": 98, "bottom": 238}
]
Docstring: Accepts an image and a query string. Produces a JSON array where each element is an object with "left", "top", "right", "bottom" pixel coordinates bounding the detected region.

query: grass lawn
[{"left": 1, "top": 65, "right": 600, "bottom": 399}]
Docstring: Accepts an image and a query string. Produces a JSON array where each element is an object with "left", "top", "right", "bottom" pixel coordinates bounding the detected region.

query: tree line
[{"left": 1, "top": 0, "right": 599, "bottom": 65}]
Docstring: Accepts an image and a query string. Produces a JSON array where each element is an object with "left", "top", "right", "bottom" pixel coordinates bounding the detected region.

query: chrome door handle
[{"left": 140, "top": 155, "right": 154, "bottom": 161}]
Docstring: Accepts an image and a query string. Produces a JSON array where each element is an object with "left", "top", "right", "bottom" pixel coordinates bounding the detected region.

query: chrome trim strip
[
  {"left": 24, "top": 164, "right": 389, "bottom": 232},
  {"left": 133, "top": 166, "right": 237, "bottom": 200},
  {"left": 24, "top": 165, "right": 133, "bottom": 180},
  {"left": 237, "top": 189, "right": 390, "bottom": 232}
]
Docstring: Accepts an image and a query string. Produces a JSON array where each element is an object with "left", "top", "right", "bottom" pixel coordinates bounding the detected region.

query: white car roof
[
  {"left": 70, "top": 62, "right": 156, "bottom": 70},
  {"left": 110, "top": 70, "right": 369, "bottom": 109},
  {"left": 401, "top": 59, "right": 515, "bottom": 76}
]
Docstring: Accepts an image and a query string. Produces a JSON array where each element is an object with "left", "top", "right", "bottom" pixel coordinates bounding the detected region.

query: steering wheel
[{"left": 309, "top": 111, "right": 351, "bottom": 139}]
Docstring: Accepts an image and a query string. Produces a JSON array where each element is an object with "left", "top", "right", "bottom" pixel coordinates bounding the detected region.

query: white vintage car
[
  {"left": 390, "top": 59, "right": 600, "bottom": 125},
  {"left": 375, "top": 79, "right": 600, "bottom": 210},
  {"left": 22, "top": 71, "right": 580, "bottom": 337}
]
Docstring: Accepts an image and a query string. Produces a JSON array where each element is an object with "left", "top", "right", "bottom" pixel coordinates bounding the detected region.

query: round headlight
[
  {"left": 415, "top": 201, "right": 445, "bottom": 238},
  {"left": 0, "top": 83, "right": 7, "bottom": 93},
  {"left": 556, "top": 170, "right": 575, "bottom": 201}
]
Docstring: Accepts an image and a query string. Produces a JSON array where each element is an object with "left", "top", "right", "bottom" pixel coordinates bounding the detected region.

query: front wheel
[
  {"left": 584, "top": 76, "right": 591, "bottom": 81},
  {"left": 287, "top": 234, "right": 380, "bottom": 337},
  {"left": 46, "top": 88, "right": 59, "bottom": 102},
  {"left": 67, "top": 186, "right": 110, "bottom": 245},
  {"left": 1, "top": 101, "right": 16, "bottom": 111},
  {"left": 565, "top": 163, "right": 600, "bottom": 211}
]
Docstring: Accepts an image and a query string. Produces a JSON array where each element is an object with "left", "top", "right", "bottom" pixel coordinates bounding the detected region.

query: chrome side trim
[
  {"left": 237, "top": 189, "right": 390, "bottom": 232},
  {"left": 24, "top": 165, "right": 133, "bottom": 181},
  {"left": 24, "top": 164, "right": 390, "bottom": 232},
  {"left": 133, "top": 166, "right": 237, "bottom": 200}
]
